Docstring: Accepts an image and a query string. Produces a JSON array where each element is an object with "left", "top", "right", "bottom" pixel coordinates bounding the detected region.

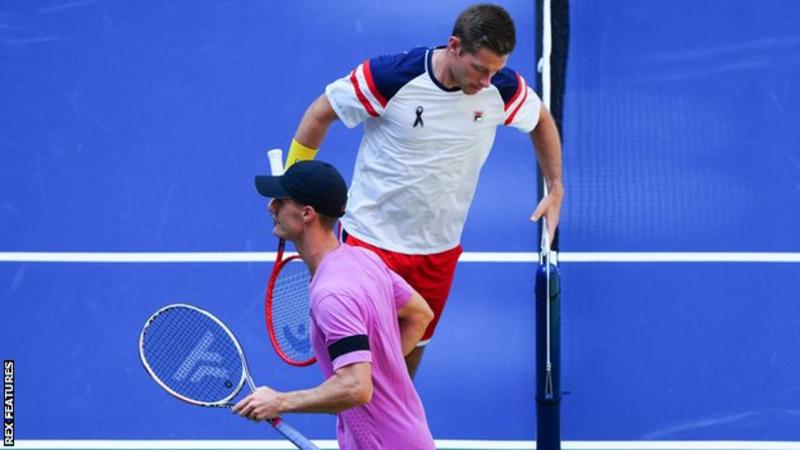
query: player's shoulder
[
  {"left": 368, "top": 47, "right": 428, "bottom": 78},
  {"left": 364, "top": 47, "right": 429, "bottom": 103},
  {"left": 490, "top": 66, "right": 528, "bottom": 106},
  {"left": 313, "top": 246, "right": 380, "bottom": 291},
  {"left": 327, "top": 244, "right": 381, "bottom": 275}
]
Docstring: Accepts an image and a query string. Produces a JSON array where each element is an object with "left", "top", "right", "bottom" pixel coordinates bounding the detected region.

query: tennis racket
[
  {"left": 138, "top": 303, "right": 319, "bottom": 450},
  {"left": 265, "top": 148, "right": 316, "bottom": 367}
]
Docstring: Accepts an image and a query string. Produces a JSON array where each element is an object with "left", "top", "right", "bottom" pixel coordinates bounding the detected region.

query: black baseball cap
[{"left": 254, "top": 160, "right": 348, "bottom": 218}]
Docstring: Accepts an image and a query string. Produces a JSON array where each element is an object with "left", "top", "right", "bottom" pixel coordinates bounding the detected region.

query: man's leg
[{"left": 401, "top": 247, "right": 460, "bottom": 378}]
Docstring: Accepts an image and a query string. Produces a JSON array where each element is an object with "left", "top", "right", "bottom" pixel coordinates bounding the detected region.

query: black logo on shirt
[{"left": 413, "top": 106, "right": 424, "bottom": 128}]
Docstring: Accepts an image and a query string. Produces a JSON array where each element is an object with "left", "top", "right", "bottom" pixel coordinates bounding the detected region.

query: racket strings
[
  {"left": 271, "top": 260, "right": 314, "bottom": 362},
  {"left": 141, "top": 306, "right": 243, "bottom": 404}
]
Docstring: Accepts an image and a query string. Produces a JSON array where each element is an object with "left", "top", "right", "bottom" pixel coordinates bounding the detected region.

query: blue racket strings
[
  {"left": 141, "top": 305, "right": 244, "bottom": 405},
  {"left": 272, "top": 261, "right": 313, "bottom": 362}
]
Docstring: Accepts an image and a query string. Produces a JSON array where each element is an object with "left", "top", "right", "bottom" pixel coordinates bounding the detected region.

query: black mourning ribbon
[{"left": 413, "top": 105, "right": 424, "bottom": 128}]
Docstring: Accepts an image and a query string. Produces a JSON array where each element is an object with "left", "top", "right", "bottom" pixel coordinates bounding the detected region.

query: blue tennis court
[{"left": 2, "top": 1, "right": 799, "bottom": 449}]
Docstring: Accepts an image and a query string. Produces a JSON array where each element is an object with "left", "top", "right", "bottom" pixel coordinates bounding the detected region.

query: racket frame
[
  {"left": 265, "top": 240, "right": 316, "bottom": 367},
  {"left": 263, "top": 147, "right": 316, "bottom": 367},
  {"left": 138, "top": 303, "right": 250, "bottom": 407},
  {"left": 138, "top": 303, "right": 320, "bottom": 450}
]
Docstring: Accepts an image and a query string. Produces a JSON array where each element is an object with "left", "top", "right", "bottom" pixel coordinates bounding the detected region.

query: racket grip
[
  {"left": 268, "top": 148, "right": 284, "bottom": 176},
  {"left": 270, "top": 418, "right": 320, "bottom": 450}
]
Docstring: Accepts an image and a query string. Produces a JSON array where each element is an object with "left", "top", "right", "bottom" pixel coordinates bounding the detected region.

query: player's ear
[
  {"left": 448, "top": 36, "right": 461, "bottom": 55},
  {"left": 301, "top": 205, "right": 317, "bottom": 223}
]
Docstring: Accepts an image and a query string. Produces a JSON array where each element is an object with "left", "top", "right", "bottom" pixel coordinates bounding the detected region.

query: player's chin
[{"left": 462, "top": 85, "right": 483, "bottom": 95}]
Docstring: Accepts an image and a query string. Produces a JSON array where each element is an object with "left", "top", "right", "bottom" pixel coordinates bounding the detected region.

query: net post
[{"left": 535, "top": 0, "right": 569, "bottom": 447}]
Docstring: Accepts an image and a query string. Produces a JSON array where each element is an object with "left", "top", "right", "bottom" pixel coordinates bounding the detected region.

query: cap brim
[{"left": 254, "top": 176, "right": 290, "bottom": 198}]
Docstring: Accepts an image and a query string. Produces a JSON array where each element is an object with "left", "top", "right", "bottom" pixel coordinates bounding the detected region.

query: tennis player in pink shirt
[{"left": 234, "top": 160, "right": 436, "bottom": 450}]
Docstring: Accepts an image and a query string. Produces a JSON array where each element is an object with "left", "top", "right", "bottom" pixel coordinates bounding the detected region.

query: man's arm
[
  {"left": 288, "top": 94, "right": 339, "bottom": 161},
  {"left": 397, "top": 291, "right": 434, "bottom": 356},
  {"left": 529, "top": 104, "right": 564, "bottom": 243},
  {"left": 233, "top": 362, "right": 372, "bottom": 421}
]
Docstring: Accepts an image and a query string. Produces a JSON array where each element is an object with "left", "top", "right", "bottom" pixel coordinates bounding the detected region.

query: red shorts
[{"left": 344, "top": 232, "right": 462, "bottom": 344}]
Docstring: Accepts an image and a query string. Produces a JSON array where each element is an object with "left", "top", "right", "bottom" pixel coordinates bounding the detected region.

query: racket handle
[
  {"left": 269, "top": 418, "right": 320, "bottom": 450},
  {"left": 268, "top": 148, "right": 284, "bottom": 176}
]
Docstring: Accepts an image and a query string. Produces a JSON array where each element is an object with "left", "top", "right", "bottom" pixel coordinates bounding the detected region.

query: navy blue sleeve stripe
[
  {"left": 367, "top": 47, "right": 428, "bottom": 104},
  {"left": 491, "top": 67, "right": 522, "bottom": 106},
  {"left": 327, "top": 335, "right": 370, "bottom": 360}
]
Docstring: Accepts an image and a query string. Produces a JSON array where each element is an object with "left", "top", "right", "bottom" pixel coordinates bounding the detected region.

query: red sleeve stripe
[
  {"left": 362, "top": 59, "right": 388, "bottom": 108},
  {"left": 350, "top": 69, "right": 379, "bottom": 118},
  {"left": 504, "top": 84, "right": 529, "bottom": 126},
  {"left": 504, "top": 73, "right": 525, "bottom": 111}
]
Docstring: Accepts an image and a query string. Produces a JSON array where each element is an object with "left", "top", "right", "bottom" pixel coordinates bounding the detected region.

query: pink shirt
[{"left": 309, "top": 244, "right": 435, "bottom": 450}]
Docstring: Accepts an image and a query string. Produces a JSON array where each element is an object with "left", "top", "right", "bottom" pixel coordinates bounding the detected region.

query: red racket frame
[{"left": 265, "top": 240, "right": 316, "bottom": 367}]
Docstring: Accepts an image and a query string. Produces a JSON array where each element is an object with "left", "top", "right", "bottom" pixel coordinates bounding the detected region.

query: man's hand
[
  {"left": 232, "top": 386, "right": 283, "bottom": 421},
  {"left": 530, "top": 183, "right": 564, "bottom": 245}
]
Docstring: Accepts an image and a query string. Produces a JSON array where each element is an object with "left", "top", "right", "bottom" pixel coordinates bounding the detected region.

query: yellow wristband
[{"left": 285, "top": 139, "right": 318, "bottom": 170}]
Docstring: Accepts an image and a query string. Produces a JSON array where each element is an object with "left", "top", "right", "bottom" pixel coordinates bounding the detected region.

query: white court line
[
  {"left": 0, "top": 252, "right": 799, "bottom": 263},
  {"left": 11, "top": 440, "right": 800, "bottom": 449},
  {"left": 0, "top": 252, "right": 279, "bottom": 263},
  {"left": 559, "top": 252, "right": 800, "bottom": 263}
]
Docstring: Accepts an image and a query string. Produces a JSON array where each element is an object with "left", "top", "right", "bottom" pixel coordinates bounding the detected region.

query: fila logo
[
  {"left": 174, "top": 331, "right": 228, "bottom": 383},
  {"left": 473, "top": 110, "right": 484, "bottom": 122}
]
